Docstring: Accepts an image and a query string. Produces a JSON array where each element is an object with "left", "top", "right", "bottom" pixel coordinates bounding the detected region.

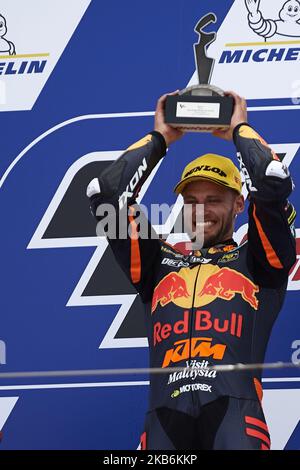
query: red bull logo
[
  {"left": 151, "top": 272, "right": 190, "bottom": 313},
  {"left": 199, "top": 267, "right": 259, "bottom": 310},
  {"left": 151, "top": 266, "right": 259, "bottom": 312},
  {"left": 162, "top": 337, "right": 226, "bottom": 368}
]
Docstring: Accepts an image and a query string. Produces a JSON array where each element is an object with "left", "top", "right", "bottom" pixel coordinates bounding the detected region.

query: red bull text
[{"left": 153, "top": 310, "right": 243, "bottom": 346}]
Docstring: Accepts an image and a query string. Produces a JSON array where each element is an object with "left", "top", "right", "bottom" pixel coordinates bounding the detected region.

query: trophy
[{"left": 165, "top": 13, "right": 233, "bottom": 132}]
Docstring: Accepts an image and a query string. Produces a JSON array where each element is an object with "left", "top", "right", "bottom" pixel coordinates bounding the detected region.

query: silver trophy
[{"left": 165, "top": 13, "right": 233, "bottom": 132}]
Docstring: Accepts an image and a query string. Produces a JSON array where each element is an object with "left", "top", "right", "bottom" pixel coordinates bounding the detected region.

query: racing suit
[{"left": 87, "top": 124, "right": 296, "bottom": 450}]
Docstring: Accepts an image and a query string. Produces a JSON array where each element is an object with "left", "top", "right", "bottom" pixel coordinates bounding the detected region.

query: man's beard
[{"left": 190, "top": 210, "right": 235, "bottom": 248}]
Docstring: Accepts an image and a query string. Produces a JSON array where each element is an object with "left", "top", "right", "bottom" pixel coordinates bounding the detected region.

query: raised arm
[
  {"left": 214, "top": 91, "right": 296, "bottom": 284},
  {"left": 233, "top": 122, "right": 296, "bottom": 283},
  {"left": 86, "top": 92, "right": 184, "bottom": 301}
]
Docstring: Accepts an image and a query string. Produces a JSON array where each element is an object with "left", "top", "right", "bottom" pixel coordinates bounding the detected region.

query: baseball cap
[{"left": 174, "top": 153, "right": 242, "bottom": 195}]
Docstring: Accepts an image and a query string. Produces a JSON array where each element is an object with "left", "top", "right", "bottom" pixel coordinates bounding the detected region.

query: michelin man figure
[
  {"left": 0, "top": 15, "right": 16, "bottom": 55},
  {"left": 245, "top": 0, "right": 300, "bottom": 39}
]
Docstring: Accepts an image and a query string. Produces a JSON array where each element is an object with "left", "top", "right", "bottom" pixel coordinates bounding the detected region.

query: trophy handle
[
  {"left": 194, "top": 13, "right": 217, "bottom": 85},
  {"left": 179, "top": 84, "right": 225, "bottom": 97},
  {"left": 194, "top": 13, "right": 217, "bottom": 43}
]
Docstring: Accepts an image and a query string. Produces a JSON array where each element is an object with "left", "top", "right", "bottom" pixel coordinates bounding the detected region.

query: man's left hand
[{"left": 213, "top": 91, "right": 248, "bottom": 141}]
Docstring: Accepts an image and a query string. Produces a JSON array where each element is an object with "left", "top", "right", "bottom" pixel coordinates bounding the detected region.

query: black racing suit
[{"left": 87, "top": 124, "right": 296, "bottom": 450}]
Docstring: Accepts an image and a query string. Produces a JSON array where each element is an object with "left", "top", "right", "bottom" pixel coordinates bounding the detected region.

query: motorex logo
[
  {"left": 0, "top": 0, "right": 91, "bottom": 111},
  {"left": 188, "top": 0, "right": 300, "bottom": 101}
]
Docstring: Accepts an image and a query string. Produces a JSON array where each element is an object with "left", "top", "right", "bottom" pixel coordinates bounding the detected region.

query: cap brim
[{"left": 174, "top": 175, "right": 240, "bottom": 195}]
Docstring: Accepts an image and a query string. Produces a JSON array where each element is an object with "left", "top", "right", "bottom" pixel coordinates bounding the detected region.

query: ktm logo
[
  {"left": 162, "top": 337, "right": 226, "bottom": 368},
  {"left": 152, "top": 266, "right": 259, "bottom": 313}
]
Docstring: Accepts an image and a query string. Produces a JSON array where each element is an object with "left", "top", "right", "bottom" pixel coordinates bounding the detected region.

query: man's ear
[{"left": 235, "top": 194, "right": 245, "bottom": 215}]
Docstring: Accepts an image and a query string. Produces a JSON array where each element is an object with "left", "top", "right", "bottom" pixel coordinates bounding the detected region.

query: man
[{"left": 87, "top": 91, "right": 296, "bottom": 450}]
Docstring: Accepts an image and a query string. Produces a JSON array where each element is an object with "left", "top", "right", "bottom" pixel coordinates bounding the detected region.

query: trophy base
[{"left": 165, "top": 85, "right": 234, "bottom": 133}]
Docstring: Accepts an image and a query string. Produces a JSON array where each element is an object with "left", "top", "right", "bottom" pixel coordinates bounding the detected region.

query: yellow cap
[{"left": 174, "top": 153, "right": 242, "bottom": 195}]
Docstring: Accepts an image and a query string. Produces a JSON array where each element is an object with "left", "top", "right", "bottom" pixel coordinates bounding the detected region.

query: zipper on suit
[{"left": 189, "top": 264, "right": 201, "bottom": 408}]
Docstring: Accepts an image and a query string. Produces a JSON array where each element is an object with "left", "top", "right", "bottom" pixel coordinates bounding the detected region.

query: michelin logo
[
  {"left": 0, "top": 13, "right": 46, "bottom": 76},
  {"left": 245, "top": 0, "right": 300, "bottom": 40},
  {"left": 218, "top": 1, "right": 300, "bottom": 65},
  {"left": 0, "top": 14, "right": 15, "bottom": 55},
  {"left": 0, "top": 0, "right": 91, "bottom": 111},
  {"left": 219, "top": 45, "right": 300, "bottom": 63}
]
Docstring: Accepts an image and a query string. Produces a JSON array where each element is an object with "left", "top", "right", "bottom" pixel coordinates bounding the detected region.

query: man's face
[{"left": 182, "top": 180, "right": 244, "bottom": 248}]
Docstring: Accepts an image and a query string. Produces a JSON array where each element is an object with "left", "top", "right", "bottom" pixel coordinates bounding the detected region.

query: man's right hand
[{"left": 154, "top": 92, "right": 185, "bottom": 147}]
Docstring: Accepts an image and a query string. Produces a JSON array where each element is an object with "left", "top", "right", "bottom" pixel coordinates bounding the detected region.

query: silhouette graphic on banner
[
  {"left": 0, "top": 14, "right": 15, "bottom": 55},
  {"left": 245, "top": 0, "right": 300, "bottom": 39}
]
